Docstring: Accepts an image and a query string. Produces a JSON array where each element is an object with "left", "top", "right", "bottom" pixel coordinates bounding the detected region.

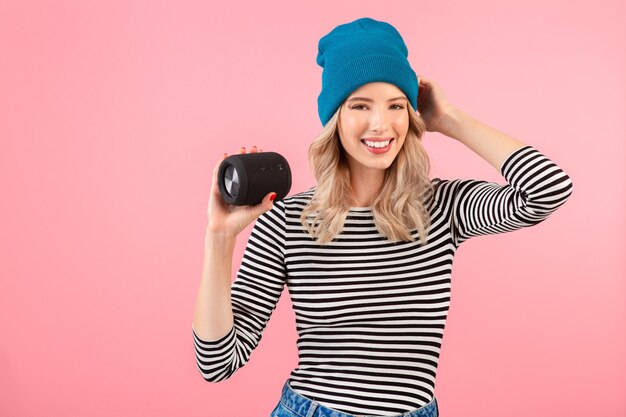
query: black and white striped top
[{"left": 192, "top": 145, "right": 573, "bottom": 416}]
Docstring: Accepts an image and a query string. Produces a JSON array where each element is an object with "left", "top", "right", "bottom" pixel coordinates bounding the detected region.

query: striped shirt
[{"left": 192, "top": 145, "right": 573, "bottom": 416}]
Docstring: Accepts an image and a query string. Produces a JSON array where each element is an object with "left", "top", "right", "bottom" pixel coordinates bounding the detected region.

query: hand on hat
[{"left": 417, "top": 75, "right": 457, "bottom": 134}]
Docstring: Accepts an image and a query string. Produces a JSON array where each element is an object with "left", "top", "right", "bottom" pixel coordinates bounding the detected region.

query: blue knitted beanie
[{"left": 316, "top": 17, "right": 418, "bottom": 126}]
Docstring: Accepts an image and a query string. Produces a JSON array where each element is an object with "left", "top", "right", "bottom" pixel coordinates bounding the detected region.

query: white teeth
[{"left": 364, "top": 140, "right": 391, "bottom": 148}]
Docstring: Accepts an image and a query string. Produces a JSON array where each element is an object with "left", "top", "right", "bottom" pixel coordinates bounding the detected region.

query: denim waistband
[{"left": 278, "top": 380, "right": 438, "bottom": 417}]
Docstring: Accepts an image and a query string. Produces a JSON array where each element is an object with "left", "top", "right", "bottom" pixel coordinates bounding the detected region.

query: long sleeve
[
  {"left": 433, "top": 145, "right": 573, "bottom": 247},
  {"left": 192, "top": 201, "right": 287, "bottom": 382}
]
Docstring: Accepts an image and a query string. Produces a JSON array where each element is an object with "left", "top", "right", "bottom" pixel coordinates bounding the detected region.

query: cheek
[
  {"left": 341, "top": 112, "right": 368, "bottom": 130},
  {"left": 392, "top": 113, "right": 409, "bottom": 129},
  {"left": 337, "top": 131, "right": 353, "bottom": 151}
]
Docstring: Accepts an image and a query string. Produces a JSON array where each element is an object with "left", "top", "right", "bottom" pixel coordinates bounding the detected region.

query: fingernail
[
  {"left": 269, "top": 193, "right": 276, "bottom": 201},
  {"left": 223, "top": 153, "right": 228, "bottom": 157}
]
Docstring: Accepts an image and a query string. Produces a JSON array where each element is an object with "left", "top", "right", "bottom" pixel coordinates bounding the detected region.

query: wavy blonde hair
[{"left": 300, "top": 103, "right": 434, "bottom": 245}]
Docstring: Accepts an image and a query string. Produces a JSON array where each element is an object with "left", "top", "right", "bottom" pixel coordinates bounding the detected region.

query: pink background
[{"left": 1, "top": 1, "right": 624, "bottom": 416}]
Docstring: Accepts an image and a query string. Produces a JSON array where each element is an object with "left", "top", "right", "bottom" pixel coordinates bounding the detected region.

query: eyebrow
[{"left": 346, "top": 96, "right": 408, "bottom": 103}]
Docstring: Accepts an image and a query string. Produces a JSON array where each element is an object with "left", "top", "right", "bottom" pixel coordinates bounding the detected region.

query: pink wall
[{"left": 1, "top": 1, "right": 624, "bottom": 416}]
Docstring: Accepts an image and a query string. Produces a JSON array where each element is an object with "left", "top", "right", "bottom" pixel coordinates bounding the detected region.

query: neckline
[{"left": 349, "top": 206, "right": 372, "bottom": 210}]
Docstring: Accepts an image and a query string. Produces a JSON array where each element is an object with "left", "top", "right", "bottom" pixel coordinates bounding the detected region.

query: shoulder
[
  {"left": 430, "top": 177, "right": 477, "bottom": 191},
  {"left": 428, "top": 177, "right": 488, "bottom": 207},
  {"left": 278, "top": 186, "right": 316, "bottom": 214}
]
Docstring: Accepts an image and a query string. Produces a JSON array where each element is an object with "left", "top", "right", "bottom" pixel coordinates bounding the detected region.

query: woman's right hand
[{"left": 206, "top": 146, "right": 277, "bottom": 238}]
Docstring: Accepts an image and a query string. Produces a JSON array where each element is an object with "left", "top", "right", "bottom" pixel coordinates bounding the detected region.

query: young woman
[{"left": 192, "top": 17, "right": 573, "bottom": 417}]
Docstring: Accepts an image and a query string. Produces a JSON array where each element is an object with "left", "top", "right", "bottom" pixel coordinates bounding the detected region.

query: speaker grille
[{"left": 224, "top": 165, "right": 240, "bottom": 198}]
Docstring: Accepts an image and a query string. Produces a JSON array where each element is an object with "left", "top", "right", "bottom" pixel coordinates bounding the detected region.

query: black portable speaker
[{"left": 217, "top": 151, "right": 292, "bottom": 206}]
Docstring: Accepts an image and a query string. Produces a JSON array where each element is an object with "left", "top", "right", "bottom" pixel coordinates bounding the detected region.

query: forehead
[{"left": 347, "top": 82, "right": 405, "bottom": 99}]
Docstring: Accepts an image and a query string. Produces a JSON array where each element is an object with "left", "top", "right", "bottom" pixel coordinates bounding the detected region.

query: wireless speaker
[{"left": 217, "top": 151, "right": 292, "bottom": 206}]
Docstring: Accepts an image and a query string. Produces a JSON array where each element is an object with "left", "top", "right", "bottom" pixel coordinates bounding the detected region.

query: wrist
[
  {"left": 204, "top": 229, "right": 237, "bottom": 247},
  {"left": 437, "top": 106, "right": 462, "bottom": 137}
]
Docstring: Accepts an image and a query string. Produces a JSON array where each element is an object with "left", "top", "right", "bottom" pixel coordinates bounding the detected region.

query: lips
[{"left": 361, "top": 138, "right": 394, "bottom": 154}]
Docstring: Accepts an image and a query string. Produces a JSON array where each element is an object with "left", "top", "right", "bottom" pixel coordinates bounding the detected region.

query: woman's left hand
[{"left": 417, "top": 75, "right": 457, "bottom": 134}]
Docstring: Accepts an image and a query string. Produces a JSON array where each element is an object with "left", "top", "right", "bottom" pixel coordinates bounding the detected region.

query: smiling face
[{"left": 338, "top": 82, "right": 410, "bottom": 183}]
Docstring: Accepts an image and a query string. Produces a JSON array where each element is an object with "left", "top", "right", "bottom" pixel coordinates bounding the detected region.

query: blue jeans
[{"left": 270, "top": 380, "right": 439, "bottom": 417}]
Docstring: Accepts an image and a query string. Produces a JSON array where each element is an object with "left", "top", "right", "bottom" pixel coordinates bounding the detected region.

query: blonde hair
[{"left": 300, "top": 104, "right": 434, "bottom": 245}]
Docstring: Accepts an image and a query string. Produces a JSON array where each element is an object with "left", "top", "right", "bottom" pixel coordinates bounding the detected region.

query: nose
[{"left": 369, "top": 108, "right": 389, "bottom": 132}]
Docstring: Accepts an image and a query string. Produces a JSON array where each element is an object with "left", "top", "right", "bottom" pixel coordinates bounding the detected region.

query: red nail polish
[{"left": 269, "top": 193, "right": 276, "bottom": 201}]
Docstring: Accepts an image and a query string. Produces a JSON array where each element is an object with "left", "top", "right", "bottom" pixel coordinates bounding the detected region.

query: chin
[{"left": 368, "top": 160, "right": 394, "bottom": 170}]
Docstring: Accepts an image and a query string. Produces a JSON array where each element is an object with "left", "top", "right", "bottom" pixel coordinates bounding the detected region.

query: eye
[{"left": 350, "top": 104, "right": 405, "bottom": 110}]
